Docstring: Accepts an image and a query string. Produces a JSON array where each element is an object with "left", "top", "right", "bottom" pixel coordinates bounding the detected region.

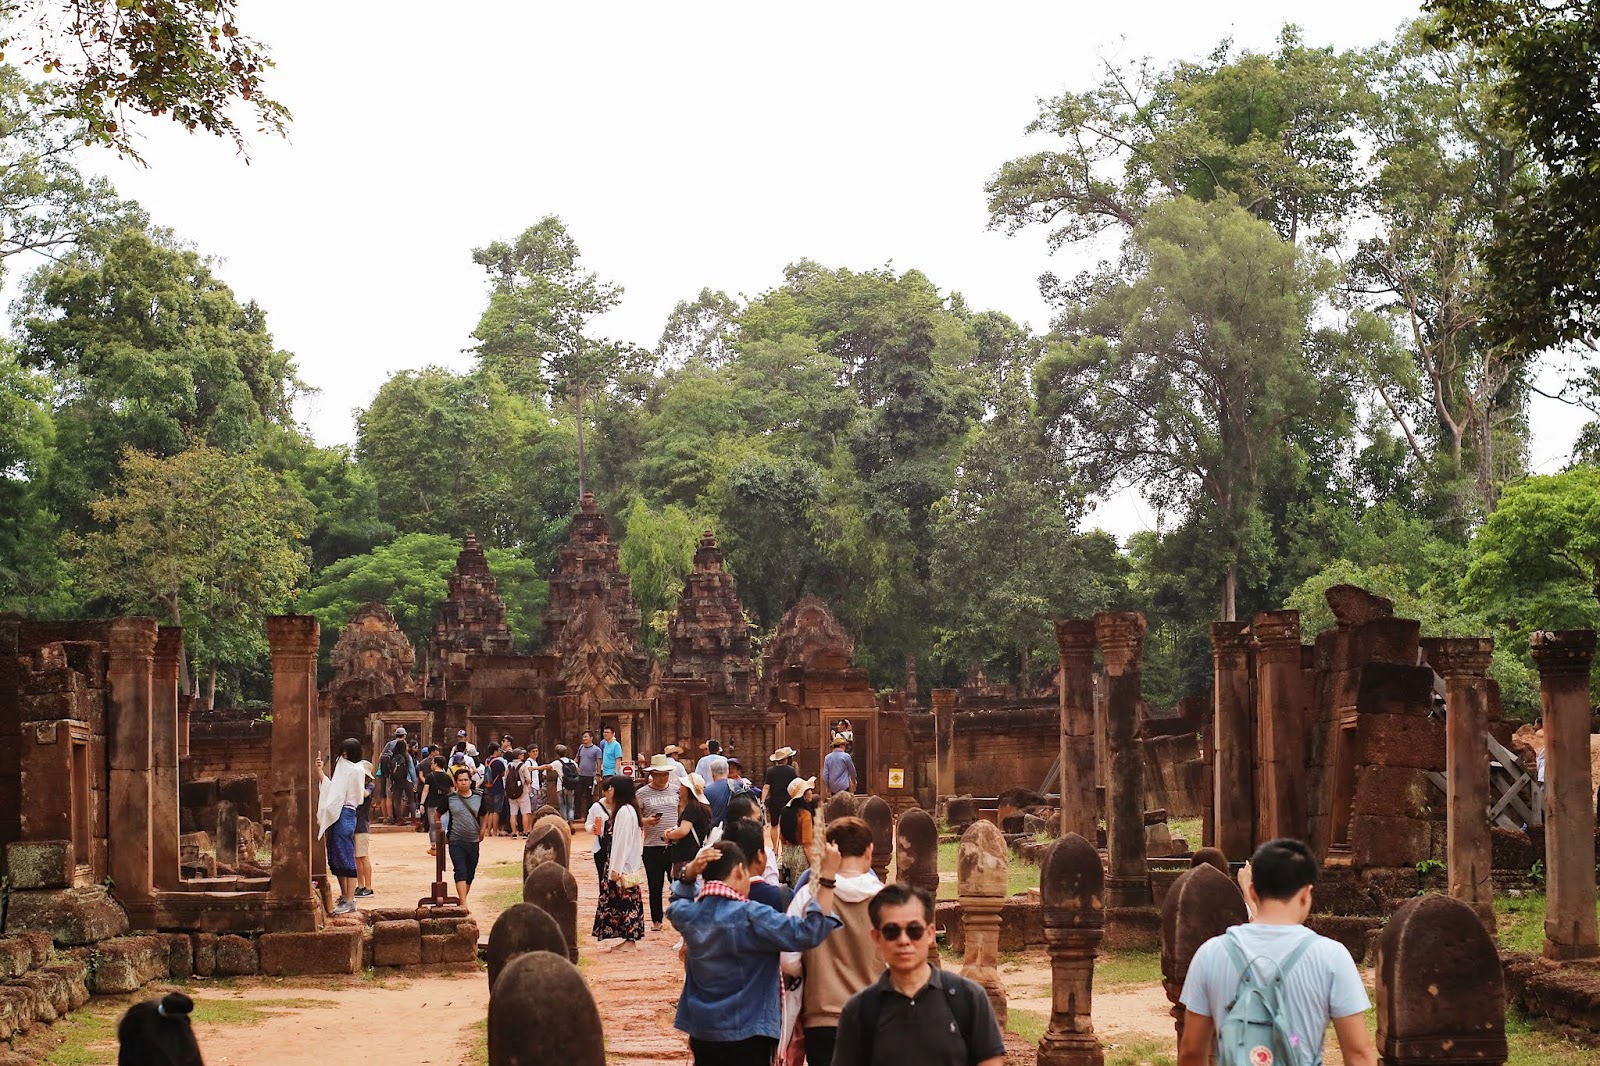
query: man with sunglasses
[{"left": 833, "top": 884, "right": 1005, "bottom": 1066}]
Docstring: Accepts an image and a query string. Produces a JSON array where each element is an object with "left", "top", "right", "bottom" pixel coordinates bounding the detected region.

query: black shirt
[
  {"left": 832, "top": 966, "right": 1006, "bottom": 1066},
  {"left": 426, "top": 770, "right": 453, "bottom": 814},
  {"left": 765, "top": 764, "right": 798, "bottom": 812}
]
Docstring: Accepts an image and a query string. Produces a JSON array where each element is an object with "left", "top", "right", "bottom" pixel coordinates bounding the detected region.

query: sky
[{"left": 66, "top": 0, "right": 1591, "bottom": 539}]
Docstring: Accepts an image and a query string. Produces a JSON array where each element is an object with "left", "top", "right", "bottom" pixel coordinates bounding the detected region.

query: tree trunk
[
  {"left": 205, "top": 665, "right": 217, "bottom": 710},
  {"left": 1221, "top": 560, "right": 1238, "bottom": 623},
  {"left": 1473, "top": 408, "right": 1497, "bottom": 513},
  {"left": 1018, "top": 645, "right": 1031, "bottom": 697},
  {"left": 575, "top": 385, "right": 588, "bottom": 499}
]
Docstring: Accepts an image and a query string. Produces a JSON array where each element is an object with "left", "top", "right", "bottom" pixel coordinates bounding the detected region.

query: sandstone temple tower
[{"left": 666, "top": 530, "right": 756, "bottom": 705}]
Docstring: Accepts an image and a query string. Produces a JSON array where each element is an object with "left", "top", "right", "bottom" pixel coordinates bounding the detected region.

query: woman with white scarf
[
  {"left": 316, "top": 737, "right": 366, "bottom": 916},
  {"left": 592, "top": 776, "right": 646, "bottom": 950}
]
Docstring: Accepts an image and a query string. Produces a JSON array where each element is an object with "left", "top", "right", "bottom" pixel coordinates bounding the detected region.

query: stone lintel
[
  {"left": 1251, "top": 611, "right": 1302, "bottom": 660},
  {"left": 1093, "top": 612, "right": 1146, "bottom": 676},
  {"left": 1420, "top": 636, "right": 1494, "bottom": 679},
  {"left": 1209, "top": 620, "right": 1253, "bottom": 667},
  {"left": 1054, "top": 619, "right": 1096, "bottom": 669},
  {"left": 107, "top": 618, "right": 158, "bottom": 670},
  {"left": 1529, "top": 630, "right": 1596, "bottom": 678}
]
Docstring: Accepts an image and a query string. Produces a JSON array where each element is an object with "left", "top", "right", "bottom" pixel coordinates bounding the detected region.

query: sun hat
[
  {"left": 787, "top": 776, "right": 816, "bottom": 800},
  {"left": 831, "top": 734, "right": 847, "bottom": 747},
  {"left": 770, "top": 746, "right": 797, "bottom": 762},
  {"left": 360, "top": 760, "right": 375, "bottom": 779},
  {"left": 726, "top": 756, "right": 743, "bottom": 768},
  {"left": 663, "top": 743, "right": 684, "bottom": 756},
  {"left": 647, "top": 754, "right": 676, "bottom": 774},
  {"left": 685, "top": 773, "right": 709, "bottom": 805}
]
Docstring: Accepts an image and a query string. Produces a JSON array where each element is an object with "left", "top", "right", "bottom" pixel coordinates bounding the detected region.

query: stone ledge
[
  {"left": 258, "top": 928, "right": 361, "bottom": 976},
  {"left": 4, "top": 842, "right": 74, "bottom": 891},
  {"left": 87, "top": 935, "right": 167, "bottom": 994},
  {"left": 7, "top": 887, "right": 128, "bottom": 945}
]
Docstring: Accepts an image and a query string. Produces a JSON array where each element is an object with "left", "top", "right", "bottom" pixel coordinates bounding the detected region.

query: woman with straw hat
[
  {"left": 666, "top": 771, "right": 713, "bottom": 879},
  {"left": 778, "top": 775, "right": 818, "bottom": 887}
]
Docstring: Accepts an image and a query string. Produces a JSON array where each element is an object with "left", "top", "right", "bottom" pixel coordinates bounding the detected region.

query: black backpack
[
  {"left": 560, "top": 757, "right": 580, "bottom": 789},
  {"left": 856, "top": 974, "right": 981, "bottom": 1066},
  {"left": 504, "top": 760, "right": 525, "bottom": 799},
  {"left": 382, "top": 741, "right": 408, "bottom": 781}
]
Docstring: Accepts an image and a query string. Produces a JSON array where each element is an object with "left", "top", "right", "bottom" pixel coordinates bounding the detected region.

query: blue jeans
[{"left": 560, "top": 789, "right": 575, "bottom": 820}]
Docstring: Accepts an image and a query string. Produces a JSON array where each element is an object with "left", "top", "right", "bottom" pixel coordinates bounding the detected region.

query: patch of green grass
[
  {"left": 460, "top": 1017, "right": 489, "bottom": 1066},
  {"left": 189, "top": 997, "right": 330, "bottom": 1026},
  {"left": 42, "top": 1004, "right": 120, "bottom": 1066},
  {"left": 1168, "top": 817, "right": 1201, "bottom": 844},
  {"left": 1103, "top": 1036, "right": 1177, "bottom": 1066},
  {"left": 1097, "top": 948, "right": 1162, "bottom": 990},
  {"left": 481, "top": 859, "right": 523, "bottom": 880},
  {"left": 1497, "top": 893, "right": 1548, "bottom": 955},
  {"left": 1506, "top": 1011, "right": 1600, "bottom": 1066},
  {"left": 1009, "top": 863, "right": 1040, "bottom": 897},
  {"left": 1007, "top": 1005, "right": 1047, "bottom": 1044}
]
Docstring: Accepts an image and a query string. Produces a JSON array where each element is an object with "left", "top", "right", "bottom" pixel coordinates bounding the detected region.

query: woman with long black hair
[{"left": 592, "top": 775, "right": 645, "bottom": 951}]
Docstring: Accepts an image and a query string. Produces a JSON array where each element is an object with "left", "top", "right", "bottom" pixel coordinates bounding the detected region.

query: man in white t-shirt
[{"left": 1178, "top": 838, "right": 1376, "bottom": 1066}]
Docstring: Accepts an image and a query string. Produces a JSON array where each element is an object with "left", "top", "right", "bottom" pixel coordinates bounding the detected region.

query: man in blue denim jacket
[{"left": 670, "top": 839, "right": 844, "bottom": 1066}]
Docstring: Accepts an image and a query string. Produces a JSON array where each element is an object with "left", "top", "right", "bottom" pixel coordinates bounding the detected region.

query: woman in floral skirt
[{"left": 592, "top": 775, "right": 645, "bottom": 950}]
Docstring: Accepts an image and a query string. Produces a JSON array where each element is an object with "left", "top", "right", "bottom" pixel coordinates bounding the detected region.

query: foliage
[
  {"left": 1425, "top": 0, "right": 1600, "bottom": 353},
  {"left": 257, "top": 426, "right": 394, "bottom": 572},
  {"left": 1463, "top": 466, "right": 1600, "bottom": 634},
  {"left": 0, "top": 0, "right": 290, "bottom": 159},
  {"left": 297, "top": 533, "right": 548, "bottom": 657},
  {"left": 0, "top": 341, "right": 66, "bottom": 611},
  {"left": 67, "top": 442, "right": 310, "bottom": 695},
  {"left": 617, "top": 499, "right": 706, "bottom": 657}
]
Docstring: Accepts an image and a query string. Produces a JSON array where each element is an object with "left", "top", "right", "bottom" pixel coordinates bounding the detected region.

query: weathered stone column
[
  {"left": 958, "top": 821, "right": 1008, "bottom": 1025},
  {"left": 1252, "top": 611, "right": 1307, "bottom": 842},
  {"left": 150, "top": 627, "right": 183, "bottom": 891},
  {"left": 107, "top": 617, "right": 158, "bottom": 907},
  {"left": 1530, "top": 630, "right": 1598, "bottom": 961},
  {"left": 1055, "top": 620, "right": 1098, "bottom": 841},
  {"left": 1037, "top": 832, "right": 1104, "bottom": 1066},
  {"left": 1422, "top": 637, "right": 1496, "bottom": 929},
  {"left": 862, "top": 795, "right": 893, "bottom": 882},
  {"left": 894, "top": 806, "right": 941, "bottom": 898},
  {"left": 268, "top": 616, "right": 320, "bottom": 913},
  {"left": 1095, "top": 611, "right": 1149, "bottom": 908},
  {"left": 1159, "top": 863, "right": 1246, "bottom": 1045},
  {"left": 1376, "top": 894, "right": 1506, "bottom": 1066},
  {"left": 1210, "top": 620, "right": 1254, "bottom": 861},
  {"left": 932, "top": 688, "right": 956, "bottom": 803}
]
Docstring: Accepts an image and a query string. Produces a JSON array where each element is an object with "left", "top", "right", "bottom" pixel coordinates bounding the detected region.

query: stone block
[
  {"left": 179, "top": 778, "right": 218, "bottom": 808},
  {"left": 442, "top": 921, "right": 478, "bottom": 963},
  {"left": 191, "top": 932, "right": 216, "bottom": 977},
  {"left": 1353, "top": 766, "right": 1437, "bottom": 820},
  {"left": 5, "top": 977, "right": 54, "bottom": 1024},
  {"left": 257, "top": 928, "right": 362, "bottom": 976},
  {"left": 1104, "top": 906, "right": 1161, "bottom": 951},
  {"left": 6, "top": 886, "right": 128, "bottom": 945},
  {"left": 361, "top": 937, "right": 372, "bottom": 970},
  {"left": 420, "top": 934, "right": 448, "bottom": 965},
  {"left": 41, "top": 960, "right": 87, "bottom": 1010},
  {"left": 214, "top": 934, "right": 258, "bottom": 977},
  {"left": 1360, "top": 867, "right": 1422, "bottom": 910},
  {"left": 1354, "top": 662, "right": 1433, "bottom": 715},
  {"left": 419, "top": 917, "right": 460, "bottom": 937},
  {"left": 1349, "top": 815, "right": 1432, "bottom": 868},
  {"left": 18, "top": 932, "right": 51, "bottom": 969},
  {"left": 1307, "top": 914, "right": 1382, "bottom": 964},
  {"left": 217, "top": 774, "right": 262, "bottom": 822},
  {"left": 0, "top": 939, "right": 34, "bottom": 979},
  {"left": 997, "top": 898, "right": 1044, "bottom": 953},
  {"left": 5, "top": 841, "right": 73, "bottom": 890},
  {"left": 372, "top": 920, "right": 422, "bottom": 967},
  {"left": 0, "top": 986, "right": 32, "bottom": 1039},
  {"left": 1350, "top": 619, "right": 1422, "bottom": 667},
  {"left": 1492, "top": 827, "right": 1542, "bottom": 871},
  {"left": 15, "top": 968, "right": 69, "bottom": 1018},
  {"left": 1357, "top": 714, "right": 1447, "bottom": 771},
  {"left": 88, "top": 935, "right": 166, "bottom": 994},
  {"left": 164, "top": 932, "right": 193, "bottom": 978}
]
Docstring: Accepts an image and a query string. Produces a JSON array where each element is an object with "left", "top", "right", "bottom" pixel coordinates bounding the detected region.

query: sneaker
[
  {"left": 354, "top": 887, "right": 374, "bottom": 898},
  {"left": 332, "top": 900, "right": 358, "bottom": 916},
  {"left": 651, "top": 921, "right": 663, "bottom": 931}
]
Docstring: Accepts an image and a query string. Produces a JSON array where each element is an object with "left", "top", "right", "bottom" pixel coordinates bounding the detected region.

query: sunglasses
[{"left": 877, "top": 922, "right": 927, "bottom": 942}]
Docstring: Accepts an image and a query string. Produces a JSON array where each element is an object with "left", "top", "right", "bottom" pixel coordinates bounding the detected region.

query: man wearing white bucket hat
[{"left": 763, "top": 746, "right": 799, "bottom": 853}]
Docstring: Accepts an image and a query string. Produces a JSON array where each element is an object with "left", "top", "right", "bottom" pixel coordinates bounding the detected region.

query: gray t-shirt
[
  {"left": 446, "top": 791, "right": 482, "bottom": 843},
  {"left": 1180, "top": 924, "right": 1368, "bottom": 1066}
]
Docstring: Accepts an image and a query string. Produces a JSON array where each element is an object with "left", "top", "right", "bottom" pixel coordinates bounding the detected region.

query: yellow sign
[{"left": 887, "top": 768, "right": 905, "bottom": 789}]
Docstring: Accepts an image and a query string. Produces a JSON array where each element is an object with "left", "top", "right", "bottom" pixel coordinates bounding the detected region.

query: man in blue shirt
[
  {"left": 670, "top": 840, "right": 843, "bottom": 1065},
  {"left": 823, "top": 734, "right": 857, "bottom": 795},
  {"left": 600, "top": 726, "right": 624, "bottom": 778},
  {"left": 702, "top": 756, "right": 732, "bottom": 824}
]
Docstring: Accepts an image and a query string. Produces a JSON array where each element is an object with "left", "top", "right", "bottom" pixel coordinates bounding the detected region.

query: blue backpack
[{"left": 1217, "top": 929, "right": 1316, "bottom": 1066}]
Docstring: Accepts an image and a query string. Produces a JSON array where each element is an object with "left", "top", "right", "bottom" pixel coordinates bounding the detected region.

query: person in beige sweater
[{"left": 779, "top": 816, "right": 884, "bottom": 1066}]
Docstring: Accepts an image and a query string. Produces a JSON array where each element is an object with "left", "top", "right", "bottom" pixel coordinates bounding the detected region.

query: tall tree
[
  {"left": 1036, "top": 196, "right": 1341, "bottom": 620},
  {"left": 0, "top": 340, "right": 63, "bottom": 611},
  {"left": 655, "top": 287, "right": 741, "bottom": 368},
  {"left": 471, "top": 216, "right": 653, "bottom": 497},
  {"left": 67, "top": 442, "right": 310, "bottom": 703}
]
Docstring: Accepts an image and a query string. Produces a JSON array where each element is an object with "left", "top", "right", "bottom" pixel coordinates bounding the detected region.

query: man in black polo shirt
[{"left": 832, "top": 883, "right": 1005, "bottom": 1066}]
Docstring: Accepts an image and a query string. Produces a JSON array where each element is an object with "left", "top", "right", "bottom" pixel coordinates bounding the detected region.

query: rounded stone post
[
  {"left": 894, "top": 806, "right": 940, "bottom": 898},
  {"left": 486, "top": 902, "right": 568, "bottom": 988},
  {"left": 1252, "top": 610, "right": 1306, "bottom": 842},
  {"left": 1529, "top": 630, "right": 1598, "bottom": 960},
  {"left": 489, "top": 951, "right": 605, "bottom": 1066},
  {"left": 862, "top": 796, "right": 893, "bottom": 883},
  {"left": 1055, "top": 619, "right": 1098, "bottom": 841},
  {"left": 1375, "top": 894, "right": 1506, "bottom": 1066},
  {"left": 1037, "top": 832, "right": 1105, "bottom": 1066},
  {"left": 1159, "top": 863, "right": 1246, "bottom": 1045},
  {"left": 1209, "top": 621, "right": 1255, "bottom": 860},
  {"left": 1094, "top": 611, "right": 1150, "bottom": 909},
  {"left": 520, "top": 863, "right": 580, "bottom": 965},
  {"left": 1421, "top": 637, "right": 1496, "bottom": 929},
  {"left": 958, "top": 820, "right": 1008, "bottom": 1025}
]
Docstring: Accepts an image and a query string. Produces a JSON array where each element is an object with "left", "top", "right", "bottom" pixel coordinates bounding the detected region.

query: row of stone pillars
[{"left": 1053, "top": 612, "right": 1149, "bottom": 909}]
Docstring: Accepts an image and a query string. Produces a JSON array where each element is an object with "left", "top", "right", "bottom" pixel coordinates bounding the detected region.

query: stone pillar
[
  {"left": 1037, "top": 832, "right": 1104, "bottom": 1066},
  {"left": 107, "top": 617, "right": 158, "bottom": 908},
  {"left": 1095, "top": 611, "right": 1149, "bottom": 908},
  {"left": 1422, "top": 637, "right": 1496, "bottom": 929},
  {"left": 1159, "top": 863, "right": 1247, "bottom": 1044},
  {"left": 1055, "top": 620, "right": 1098, "bottom": 840},
  {"left": 1252, "top": 611, "right": 1306, "bottom": 842},
  {"left": 1375, "top": 894, "right": 1506, "bottom": 1066},
  {"left": 958, "top": 821, "right": 1008, "bottom": 1025},
  {"left": 932, "top": 688, "right": 956, "bottom": 803},
  {"left": 1530, "top": 630, "right": 1598, "bottom": 960},
  {"left": 1210, "top": 620, "right": 1254, "bottom": 861},
  {"left": 487, "top": 902, "right": 569, "bottom": 989},
  {"left": 861, "top": 796, "right": 893, "bottom": 882},
  {"left": 268, "top": 616, "right": 320, "bottom": 914},
  {"left": 151, "top": 627, "right": 183, "bottom": 891},
  {"left": 488, "top": 952, "right": 606, "bottom": 1066},
  {"left": 894, "top": 807, "right": 940, "bottom": 898}
]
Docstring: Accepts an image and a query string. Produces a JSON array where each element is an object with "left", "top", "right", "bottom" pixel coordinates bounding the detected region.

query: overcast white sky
[{"left": 68, "top": 0, "right": 1589, "bottom": 538}]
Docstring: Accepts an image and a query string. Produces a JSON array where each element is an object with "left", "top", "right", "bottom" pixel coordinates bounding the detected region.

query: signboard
[
  {"left": 887, "top": 768, "right": 905, "bottom": 789},
  {"left": 620, "top": 760, "right": 636, "bottom": 778}
]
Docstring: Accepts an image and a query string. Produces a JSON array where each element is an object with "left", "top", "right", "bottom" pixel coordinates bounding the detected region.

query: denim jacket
[{"left": 669, "top": 885, "right": 841, "bottom": 1042}]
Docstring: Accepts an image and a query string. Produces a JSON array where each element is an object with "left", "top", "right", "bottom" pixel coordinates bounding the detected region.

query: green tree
[
  {"left": 1462, "top": 466, "right": 1600, "bottom": 634},
  {"left": 656, "top": 287, "right": 740, "bottom": 368},
  {"left": 0, "top": 341, "right": 65, "bottom": 611},
  {"left": 67, "top": 442, "right": 310, "bottom": 703},
  {"left": 1425, "top": 0, "right": 1600, "bottom": 353},
  {"left": 353, "top": 365, "right": 577, "bottom": 559},
  {"left": 1036, "top": 196, "right": 1343, "bottom": 620},
  {"left": 16, "top": 225, "right": 300, "bottom": 530},
  {"left": 617, "top": 499, "right": 706, "bottom": 657},
  {"left": 471, "top": 216, "right": 653, "bottom": 496},
  {"left": 298, "top": 532, "right": 548, "bottom": 658},
  {"left": 257, "top": 426, "right": 394, "bottom": 571}
]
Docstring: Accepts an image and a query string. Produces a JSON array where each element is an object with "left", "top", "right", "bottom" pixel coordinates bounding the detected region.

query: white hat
[
  {"left": 686, "top": 773, "right": 708, "bottom": 805},
  {"left": 394, "top": 726, "right": 407, "bottom": 735},
  {"left": 647, "top": 754, "right": 675, "bottom": 774},
  {"left": 787, "top": 776, "right": 816, "bottom": 800},
  {"left": 770, "top": 746, "right": 797, "bottom": 763},
  {"left": 663, "top": 743, "right": 684, "bottom": 756}
]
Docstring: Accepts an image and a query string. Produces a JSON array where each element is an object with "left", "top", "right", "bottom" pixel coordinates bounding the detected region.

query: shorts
[
  {"left": 354, "top": 832, "right": 370, "bottom": 859},
  {"left": 488, "top": 791, "right": 507, "bottom": 816},
  {"left": 513, "top": 793, "right": 533, "bottom": 816},
  {"left": 448, "top": 840, "right": 480, "bottom": 885}
]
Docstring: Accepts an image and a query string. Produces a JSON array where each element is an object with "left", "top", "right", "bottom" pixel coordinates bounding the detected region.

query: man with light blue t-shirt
[
  {"left": 600, "top": 725, "right": 624, "bottom": 777},
  {"left": 1178, "top": 838, "right": 1376, "bottom": 1066}
]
